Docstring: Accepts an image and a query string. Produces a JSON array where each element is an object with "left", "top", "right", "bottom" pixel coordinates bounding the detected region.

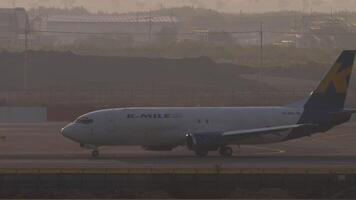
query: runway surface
[
  {"left": 0, "top": 122, "right": 356, "bottom": 168},
  {"left": 2, "top": 155, "right": 356, "bottom": 169}
]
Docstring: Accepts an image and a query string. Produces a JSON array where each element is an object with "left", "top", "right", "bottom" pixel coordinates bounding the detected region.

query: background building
[
  {"left": 296, "top": 16, "right": 356, "bottom": 48},
  {"left": 0, "top": 7, "right": 28, "bottom": 47},
  {"left": 39, "top": 14, "right": 179, "bottom": 45}
]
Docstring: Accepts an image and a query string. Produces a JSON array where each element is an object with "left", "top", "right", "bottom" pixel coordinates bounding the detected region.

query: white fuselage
[{"left": 62, "top": 106, "right": 303, "bottom": 147}]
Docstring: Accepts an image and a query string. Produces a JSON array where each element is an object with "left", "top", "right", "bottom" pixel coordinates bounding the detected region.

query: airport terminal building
[{"left": 40, "top": 14, "right": 179, "bottom": 45}]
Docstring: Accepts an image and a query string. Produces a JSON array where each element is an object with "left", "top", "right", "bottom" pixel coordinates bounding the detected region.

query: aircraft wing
[{"left": 222, "top": 124, "right": 316, "bottom": 141}]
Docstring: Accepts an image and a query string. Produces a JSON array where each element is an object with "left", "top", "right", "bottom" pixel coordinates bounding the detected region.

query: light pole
[{"left": 23, "top": 16, "right": 30, "bottom": 91}]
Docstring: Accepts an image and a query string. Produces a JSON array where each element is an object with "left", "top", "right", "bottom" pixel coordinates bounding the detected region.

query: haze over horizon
[{"left": 2, "top": 0, "right": 356, "bottom": 14}]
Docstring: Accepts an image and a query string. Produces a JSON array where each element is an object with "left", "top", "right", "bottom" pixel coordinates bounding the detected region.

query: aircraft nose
[
  {"left": 61, "top": 122, "right": 91, "bottom": 144},
  {"left": 61, "top": 123, "right": 80, "bottom": 141},
  {"left": 61, "top": 126, "right": 70, "bottom": 137}
]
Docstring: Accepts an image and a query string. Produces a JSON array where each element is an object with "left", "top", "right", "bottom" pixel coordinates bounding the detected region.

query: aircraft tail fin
[{"left": 303, "top": 50, "right": 356, "bottom": 110}]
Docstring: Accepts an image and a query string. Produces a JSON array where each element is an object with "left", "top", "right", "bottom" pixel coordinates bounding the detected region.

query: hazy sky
[{"left": 2, "top": 0, "right": 356, "bottom": 13}]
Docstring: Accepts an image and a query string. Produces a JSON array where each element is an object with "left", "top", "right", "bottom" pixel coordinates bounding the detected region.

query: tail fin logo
[
  {"left": 315, "top": 63, "right": 352, "bottom": 94},
  {"left": 303, "top": 50, "right": 355, "bottom": 110}
]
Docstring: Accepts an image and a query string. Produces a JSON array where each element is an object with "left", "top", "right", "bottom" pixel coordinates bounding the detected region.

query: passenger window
[{"left": 75, "top": 117, "right": 94, "bottom": 124}]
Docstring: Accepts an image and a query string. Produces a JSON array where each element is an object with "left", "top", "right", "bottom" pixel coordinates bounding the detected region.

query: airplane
[{"left": 61, "top": 50, "right": 356, "bottom": 157}]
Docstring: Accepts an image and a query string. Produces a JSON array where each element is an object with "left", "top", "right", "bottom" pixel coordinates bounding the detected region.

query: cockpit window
[{"left": 75, "top": 117, "right": 94, "bottom": 124}]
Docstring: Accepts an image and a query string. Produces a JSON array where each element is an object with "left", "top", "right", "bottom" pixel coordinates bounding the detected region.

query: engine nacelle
[{"left": 186, "top": 132, "right": 223, "bottom": 151}]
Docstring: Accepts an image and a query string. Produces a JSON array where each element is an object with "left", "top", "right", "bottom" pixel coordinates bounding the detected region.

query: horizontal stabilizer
[
  {"left": 329, "top": 109, "right": 356, "bottom": 115},
  {"left": 343, "top": 109, "right": 356, "bottom": 114}
]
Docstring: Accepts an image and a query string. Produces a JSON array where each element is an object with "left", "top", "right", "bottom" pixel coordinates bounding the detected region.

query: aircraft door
[{"left": 106, "top": 112, "right": 117, "bottom": 135}]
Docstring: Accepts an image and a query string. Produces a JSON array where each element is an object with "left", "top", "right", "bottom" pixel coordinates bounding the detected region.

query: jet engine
[{"left": 186, "top": 132, "right": 223, "bottom": 151}]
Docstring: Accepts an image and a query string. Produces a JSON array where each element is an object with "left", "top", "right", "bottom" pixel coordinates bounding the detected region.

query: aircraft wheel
[
  {"left": 194, "top": 149, "right": 208, "bottom": 157},
  {"left": 91, "top": 149, "right": 99, "bottom": 158},
  {"left": 219, "top": 146, "right": 233, "bottom": 157}
]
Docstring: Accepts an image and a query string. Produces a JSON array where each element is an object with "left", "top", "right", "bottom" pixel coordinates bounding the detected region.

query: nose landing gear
[{"left": 80, "top": 143, "right": 100, "bottom": 158}]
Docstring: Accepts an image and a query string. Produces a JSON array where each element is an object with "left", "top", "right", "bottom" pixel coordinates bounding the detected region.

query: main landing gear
[
  {"left": 194, "top": 146, "right": 233, "bottom": 157},
  {"left": 194, "top": 149, "right": 209, "bottom": 157},
  {"left": 219, "top": 146, "right": 233, "bottom": 157},
  {"left": 91, "top": 149, "right": 99, "bottom": 158}
]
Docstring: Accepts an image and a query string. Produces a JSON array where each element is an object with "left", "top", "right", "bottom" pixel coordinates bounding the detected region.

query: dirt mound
[{"left": 0, "top": 51, "right": 268, "bottom": 91}]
